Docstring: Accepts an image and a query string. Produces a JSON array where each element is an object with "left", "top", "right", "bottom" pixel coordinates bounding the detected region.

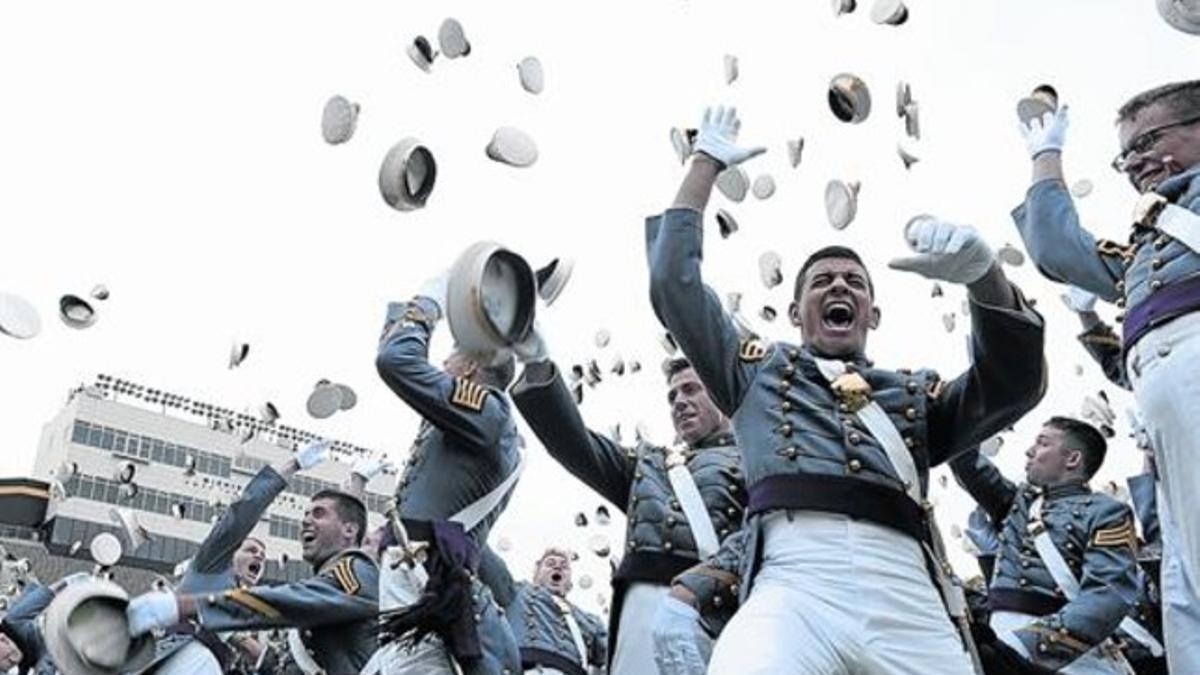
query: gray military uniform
[
  {"left": 376, "top": 296, "right": 523, "bottom": 674},
  {"left": 195, "top": 548, "right": 379, "bottom": 674},
  {"left": 949, "top": 448, "right": 1138, "bottom": 671},
  {"left": 480, "top": 548, "right": 607, "bottom": 675},
  {"left": 148, "top": 464, "right": 289, "bottom": 673},
  {"left": 510, "top": 363, "right": 745, "bottom": 658},
  {"left": 0, "top": 583, "right": 55, "bottom": 674},
  {"left": 645, "top": 207, "right": 1047, "bottom": 600}
]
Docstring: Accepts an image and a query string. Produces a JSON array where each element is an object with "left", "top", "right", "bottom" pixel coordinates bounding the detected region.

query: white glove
[
  {"left": 1060, "top": 286, "right": 1098, "bottom": 313},
  {"left": 888, "top": 217, "right": 996, "bottom": 285},
  {"left": 352, "top": 453, "right": 394, "bottom": 481},
  {"left": 126, "top": 592, "right": 180, "bottom": 637},
  {"left": 1020, "top": 107, "right": 1069, "bottom": 159},
  {"left": 651, "top": 597, "right": 711, "bottom": 675},
  {"left": 295, "top": 439, "right": 332, "bottom": 471},
  {"left": 692, "top": 106, "right": 766, "bottom": 169},
  {"left": 512, "top": 322, "right": 549, "bottom": 365},
  {"left": 416, "top": 271, "right": 450, "bottom": 318}
]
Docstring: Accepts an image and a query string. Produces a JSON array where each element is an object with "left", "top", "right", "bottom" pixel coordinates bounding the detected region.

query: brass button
[
  {"left": 1115, "top": 280, "right": 1125, "bottom": 291},
  {"left": 719, "top": 528, "right": 729, "bottom": 537},
  {"left": 905, "top": 407, "right": 917, "bottom": 421},
  {"left": 1152, "top": 258, "right": 1164, "bottom": 270},
  {"left": 729, "top": 484, "right": 739, "bottom": 493},
  {"left": 726, "top": 507, "right": 737, "bottom": 516},
  {"left": 669, "top": 498, "right": 680, "bottom": 509},
  {"left": 848, "top": 459, "right": 862, "bottom": 472},
  {"left": 787, "top": 349, "right": 801, "bottom": 361},
  {"left": 1116, "top": 297, "right": 1126, "bottom": 309},
  {"left": 782, "top": 364, "right": 796, "bottom": 376},
  {"left": 848, "top": 432, "right": 862, "bottom": 445},
  {"left": 781, "top": 401, "right": 793, "bottom": 412},
  {"left": 664, "top": 541, "right": 673, "bottom": 551},
  {"left": 904, "top": 436, "right": 915, "bottom": 449},
  {"left": 778, "top": 381, "right": 790, "bottom": 393},
  {"left": 780, "top": 446, "right": 799, "bottom": 461},
  {"left": 1155, "top": 236, "right": 1170, "bottom": 249},
  {"left": 906, "top": 380, "right": 918, "bottom": 394},
  {"left": 1021, "top": 559, "right": 1030, "bottom": 568},
  {"left": 1018, "top": 577, "right": 1028, "bottom": 587},
  {"left": 666, "top": 516, "right": 677, "bottom": 526},
  {"left": 779, "top": 423, "right": 793, "bottom": 437},
  {"left": 1158, "top": 344, "right": 1171, "bottom": 357},
  {"left": 713, "top": 596, "right": 723, "bottom": 607},
  {"left": 1150, "top": 279, "right": 1163, "bottom": 291}
]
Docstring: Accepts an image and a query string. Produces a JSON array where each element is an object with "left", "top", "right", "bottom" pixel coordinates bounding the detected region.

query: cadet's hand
[
  {"left": 651, "top": 596, "right": 711, "bottom": 675},
  {"left": 693, "top": 106, "right": 766, "bottom": 169},
  {"left": 352, "top": 452, "right": 394, "bottom": 481},
  {"left": 512, "top": 322, "right": 549, "bottom": 365},
  {"left": 416, "top": 271, "right": 450, "bottom": 318},
  {"left": 888, "top": 217, "right": 996, "bottom": 285},
  {"left": 126, "top": 591, "right": 180, "bottom": 637},
  {"left": 0, "top": 633, "right": 23, "bottom": 672},
  {"left": 1060, "top": 286, "right": 1098, "bottom": 313},
  {"left": 295, "top": 439, "right": 332, "bottom": 471},
  {"left": 1020, "top": 107, "right": 1069, "bottom": 159}
]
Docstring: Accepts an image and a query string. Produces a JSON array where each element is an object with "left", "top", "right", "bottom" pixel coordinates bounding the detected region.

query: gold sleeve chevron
[
  {"left": 1092, "top": 518, "right": 1137, "bottom": 550},
  {"left": 329, "top": 557, "right": 361, "bottom": 595},
  {"left": 451, "top": 378, "right": 489, "bottom": 412},
  {"left": 226, "top": 589, "right": 282, "bottom": 619},
  {"left": 738, "top": 338, "right": 767, "bottom": 362}
]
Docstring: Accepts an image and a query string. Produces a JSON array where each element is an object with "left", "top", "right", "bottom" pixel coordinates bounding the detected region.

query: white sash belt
[{"left": 665, "top": 456, "right": 720, "bottom": 559}]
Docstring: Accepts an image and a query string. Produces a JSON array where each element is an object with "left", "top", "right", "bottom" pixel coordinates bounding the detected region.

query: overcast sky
[{"left": 2, "top": 1, "right": 1197, "bottom": 613}]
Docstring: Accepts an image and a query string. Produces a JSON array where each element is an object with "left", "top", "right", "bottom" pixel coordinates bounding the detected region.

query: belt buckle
[{"left": 831, "top": 372, "right": 872, "bottom": 413}]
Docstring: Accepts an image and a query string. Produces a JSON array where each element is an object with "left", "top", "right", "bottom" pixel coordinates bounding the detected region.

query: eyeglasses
[{"left": 1111, "top": 114, "right": 1200, "bottom": 172}]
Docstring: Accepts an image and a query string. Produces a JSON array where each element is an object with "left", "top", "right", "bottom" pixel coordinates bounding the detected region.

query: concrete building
[{"left": 29, "top": 374, "right": 395, "bottom": 582}]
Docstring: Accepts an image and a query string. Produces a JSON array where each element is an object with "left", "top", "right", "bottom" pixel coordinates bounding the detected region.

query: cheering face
[
  {"left": 668, "top": 367, "right": 728, "bottom": 446},
  {"left": 533, "top": 552, "right": 573, "bottom": 597},
  {"left": 0, "top": 633, "right": 23, "bottom": 672},
  {"left": 1118, "top": 101, "right": 1200, "bottom": 194},
  {"left": 233, "top": 538, "right": 266, "bottom": 586},
  {"left": 1024, "top": 426, "right": 1081, "bottom": 487},
  {"left": 301, "top": 497, "right": 355, "bottom": 566},
  {"left": 790, "top": 257, "right": 880, "bottom": 359}
]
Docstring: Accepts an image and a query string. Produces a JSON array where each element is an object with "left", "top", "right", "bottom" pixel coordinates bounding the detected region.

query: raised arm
[
  {"left": 947, "top": 447, "right": 1019, "bottom": 525},
  {"left": 647, "top": 107, "right": 766, "bottom": 416},
  {"left": 510, "top": 360, "right": 636, "bottom": 508},
  {"left": 475, "top": 544, "right": 517, "bottom": 609},
  {"left": 376, "top": 295, "right": 509, "bottom": 450}
]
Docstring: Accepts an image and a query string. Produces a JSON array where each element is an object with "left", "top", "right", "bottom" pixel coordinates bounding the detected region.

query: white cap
[
  {"left": 321, "top": 95, "right": 360, "bottom": 145},
  {"left": 486, "top": 127, "right": 539, "bottom": 167},
  {"left": 517, "top": 57, "right": 544, "bottom": 94}
]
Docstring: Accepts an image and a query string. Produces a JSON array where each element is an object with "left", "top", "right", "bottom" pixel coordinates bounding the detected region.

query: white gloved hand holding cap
[
  {"left": 352, "top": 453, "right": 394, "bottom": 481},
  {"left": 1020, "top": 107, "right": 1069, "bottom": 159},
  {"left": 1061, "top": 286, "right": 1098, "bottom": 314},
  {"left": 889, "top": 217, "right": 996, "bottom": 285},
  {"left": 416, "top": 271, "right": 450, "bottom": 319},
  {"left": 651, "top": 596, "right": 712, "bottom": 674},
  {"left": 295, "top": 439, "right": 332, "bottom": 471},
  {"left": 126, "top": 591, "right": 179, "bottom": 637},
  {"left": 693, "top": 106, "right": 767, "bottom": 169}
]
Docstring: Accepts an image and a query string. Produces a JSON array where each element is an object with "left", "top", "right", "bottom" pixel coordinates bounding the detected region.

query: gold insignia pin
[{"left": 831, "top": 372, "right": 872, "bottom": 412}]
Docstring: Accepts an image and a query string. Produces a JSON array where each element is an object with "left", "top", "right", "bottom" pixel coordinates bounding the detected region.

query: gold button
[
  {"left": 1150, "top": 279, "right": 1163, "bottom": 290},
  {"left": 1019, "top": 577, "right": 1028, "bottom": 587},
  {"left": 780, "top": 446, "right": 799, "bottom": 460},
  {"left": 1155, "top": 236, "right": 1170, "bottom": 249},
  {"left": 905, "top": 407, "right": 917, "bottom": 421},
  {"left": 669, "top": 499, "right": 679, "bottom": 509},
  {"left": 904, "top": 436, "right": 915, "bottom": 449},
  {"left": 779, "top": 423, "right": 793, "bottom": 437},
  {"left": 848, "top": 432, "right": 862, "bottom": 445},
  {"left": 1152, "top": 258, "right": 1164, "bottom": 270},
  {"left": 787, "top": 349, "right": 800, "bottom": 361},
  {"left": 666, "top": 516, "right": 677, "bottom": 526},
  {"left": 778, "top": 381, "right": 790, "bottom": 393},
  {"left": 726, "top": 507, "right": 737, "bottom": 516},
  {"left": 713, "top": 596, "right": 723, "bottom": 607},
  {"left": 848, "top": 459, "right": 862, "bottom": 472},
  {"left": 1158, "top": 344, "right": 1171, "bottom": 357},
  {"left": 1116, "top": 280, "right": 1125, "bottom": 291},
  {"left": 664, "top": 541, "right": 673, "bottom": 551},
  {"left": 782, "top": 364, "right": 796, "bottom": 376},
  {"left": 781, "top": 401, "right": 793, "bottom": 412},
  {"left": 906, "top": 381, "right": 918, "bottom": 394},
  {"left": 720, "top": 528, "right": 729, "bottom": 537},
  {"left": 1116, "top": 297, "right": 1126, "bottom": 308}
]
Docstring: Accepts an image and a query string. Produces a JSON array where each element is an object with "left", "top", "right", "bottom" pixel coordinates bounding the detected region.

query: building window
[{"left": 72, "top": 420, "right": 90, "bottom": 444}]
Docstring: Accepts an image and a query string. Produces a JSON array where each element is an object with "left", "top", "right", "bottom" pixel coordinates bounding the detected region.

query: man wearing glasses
[{"left": 1011, "top": 79, "right": 1200, "bottom": 673}]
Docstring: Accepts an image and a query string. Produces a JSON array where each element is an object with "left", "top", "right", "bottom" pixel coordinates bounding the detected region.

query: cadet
[
  {"left": 648, "top": 105, "right": 1046, "bottom": 674},
  {"left": 481, "top": 546, "right": 608, "bottom": 675},
  {"left": 1124, "top": 462, "right": 1167, "bottom": 675},
  {"left": 0, "top": 582, "right": 54, "bottom": 674},
  {"left": 948, "top": 418, "right": 1143, "bottom": 674},
  {"left": 146, "top": 439, "right": 332, "bottom": 674},
  {"left": 1012, "top": 80, "right": 1200, "bottom": 671},
  {"left": 368, "top": 274, "right": 522, "bottom": 675},
  {"left": 126, "top": 488, "right": 379, "bottom": 674},
  {"left": 509, "top": 328, "right": 745, "bottom": 674}
]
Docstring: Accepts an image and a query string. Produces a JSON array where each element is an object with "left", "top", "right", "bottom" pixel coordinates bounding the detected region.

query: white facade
[{"left": 31, "top": 374, "right": 395, "bottom": 578}]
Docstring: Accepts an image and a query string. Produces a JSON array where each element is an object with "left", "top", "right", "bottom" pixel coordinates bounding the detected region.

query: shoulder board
[
  {"left": 326, "top": 555, "right": 364, "bottom": 595},
  {"left": 1096, "top": 239, "right": 1135, "bottom": 261},
  {"left": 738, "top": 338, "right": 768, "bottom": 362},
  {"left": 451, "top": 377, "right": 489, "bottom": 412},
  {"left": 1092, "top": 517, "right": 1137, "bottom": 550}
]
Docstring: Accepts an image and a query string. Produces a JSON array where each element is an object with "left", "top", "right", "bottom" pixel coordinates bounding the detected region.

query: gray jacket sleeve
[
  {"left": 188, "top": 465, "right": 287, "bottom": 578},
  {"left": 510, "top": 362, "right": 636, "bottom": 509},
  {"left": 476, "top": 544, "right": 517, "bottom": 608},
  {"left": 672, "top": 528, "right": 749, "bottom": 637},
  {"left": 1077, "top": 321, "right": 1129, "bottom": 390},
  {"left": 947, "top": 447, "right": 1019, "bottom": 525},
  {"left": 1010, "top": 179, "right": 1125, "bottom": 302},
  {"left": 0, "top": 584, "right": 53, "bottom": 674},
  {"left": 376, "top": 297, "right": 510, "bottom": 450},
  {"left": 646, "top": 208, "right": 764, "bottom": 417},
  {"left": 1127, "top": 472, "right": 1159, "bottom": 546}
]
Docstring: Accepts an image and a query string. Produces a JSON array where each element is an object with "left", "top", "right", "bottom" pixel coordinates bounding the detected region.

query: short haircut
[
  {"left": 311, "top": 489, "right": 367, "bottom": 546},
  {"left": 241, "top": 536, "right": 266, "bottom": 550},
  {"left": 662, "top": 356, "right": 693, "bottom": 382},
  {"left": 1117, "top": 80, "right": 1200, "bottom": 124},
  {"left": 536, "top": 547, "right": 572, "bottom": 566},
  {"left": 1045, "top": 416, "right": 1108, "bottom": 480},
  {"left": 793, "top": 245, "right": 874, "bottom": 299}
]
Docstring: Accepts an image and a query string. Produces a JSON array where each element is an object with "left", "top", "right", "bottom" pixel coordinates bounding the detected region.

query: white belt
[
  {"left": 287, "top": 629, "right": 324, "bottom": 675},
  {"left": 1151, "top": 203, "right": 1200, "bottom": 255},
  {"left": 451, "top": 450, "right": 526, "bottom": 532},
  {"left": 555, "top": 596, "right": 590, "bottom": 667},
  {"left": 665, "top": 452, "right": 720, "bottom": 559},
  {"left": 1028, "top": 497, "right": 1163, "bottom": 658}
]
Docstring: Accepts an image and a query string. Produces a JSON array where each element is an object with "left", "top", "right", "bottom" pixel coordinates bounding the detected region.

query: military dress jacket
[
  {"left": 510, "top": 363, "right": 745, "bottom": 654},
  {"left": 646, "top": 207, "right": 1046, "bottom": 598},
  {"left": 149, "top": 464, "right": 290, "bottom": 672},
  {"left": 949, "top": 448, "right": 1138, "bottom": 671},
  {"left": 479, "top": 549, "right": 607, "bottom": 675},
  {"left": 1077, "top": 320, "right": 1129, "bottom": 390},
  {"left": 1012, "top": 166, "right": 1200, "bottom": 351},
  {"left": 376, "top": 297, "right": 523, "bottom": 547},
  {"left": 0, "top": 583, "right": 55, "bottom": 675},
  {"left": 196, "top": 548, "right": 379, "bottom": 674}
]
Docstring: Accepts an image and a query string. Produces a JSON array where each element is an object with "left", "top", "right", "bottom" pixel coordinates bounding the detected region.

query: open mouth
[
  {"left": 301, "top": 531, "right": 317, "bottom": 546},
  {"left": 822, "top": 301, "right": 856, "bottom": 330},
  {"left": 248, "top": 561, "right": 262, "bottom": 577},
  {"left": 550, "top": 572, "right": 563, "bottom": 584}
]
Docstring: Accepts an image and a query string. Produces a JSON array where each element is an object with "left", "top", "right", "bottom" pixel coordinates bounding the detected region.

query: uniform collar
[
  {"left": 1033, "top": 480, "right": 1091, "bottom": 501},
  {"left": 800, "top": 344, "right": 874, "bottom": 369},
  {"left": 690, "top": 431, "right": 736, "bottom": 451},
  {"left": 1157, "top": 163, "right": 1200, "bottom": 203}
]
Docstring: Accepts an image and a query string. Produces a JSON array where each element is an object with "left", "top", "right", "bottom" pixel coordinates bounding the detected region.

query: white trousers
[
  {"left": 153, "top": 640, "right": 222, "bottom": 675},
  {"left": 990, "top": 611, "right": 1125, "bottom": 675},
  {"left": 610, "top": 583, "right": 670, "bottom": 675},
  {"left": 361, "top": 548, "right": 460, "bottom": 675},
  {"left": 1126, "top": 311, "right": 1200, "bottom": 673},
  {"left": 708, "top": 511, "right": 974, "bottom": 675}
]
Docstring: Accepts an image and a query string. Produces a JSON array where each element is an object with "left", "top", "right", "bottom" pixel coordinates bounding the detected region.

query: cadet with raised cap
[
  {"left": 367, "top": 267, "right": 524, "bottom": 675},
  {"left": 1011, "top": 79, "right": 1200, "bottom": 672},
  {"left": 647, "top": 105, "right": 1046, "bottom": 674},
  {"left": 126, "top": 484, "right": 379, "bottom": 675}
]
